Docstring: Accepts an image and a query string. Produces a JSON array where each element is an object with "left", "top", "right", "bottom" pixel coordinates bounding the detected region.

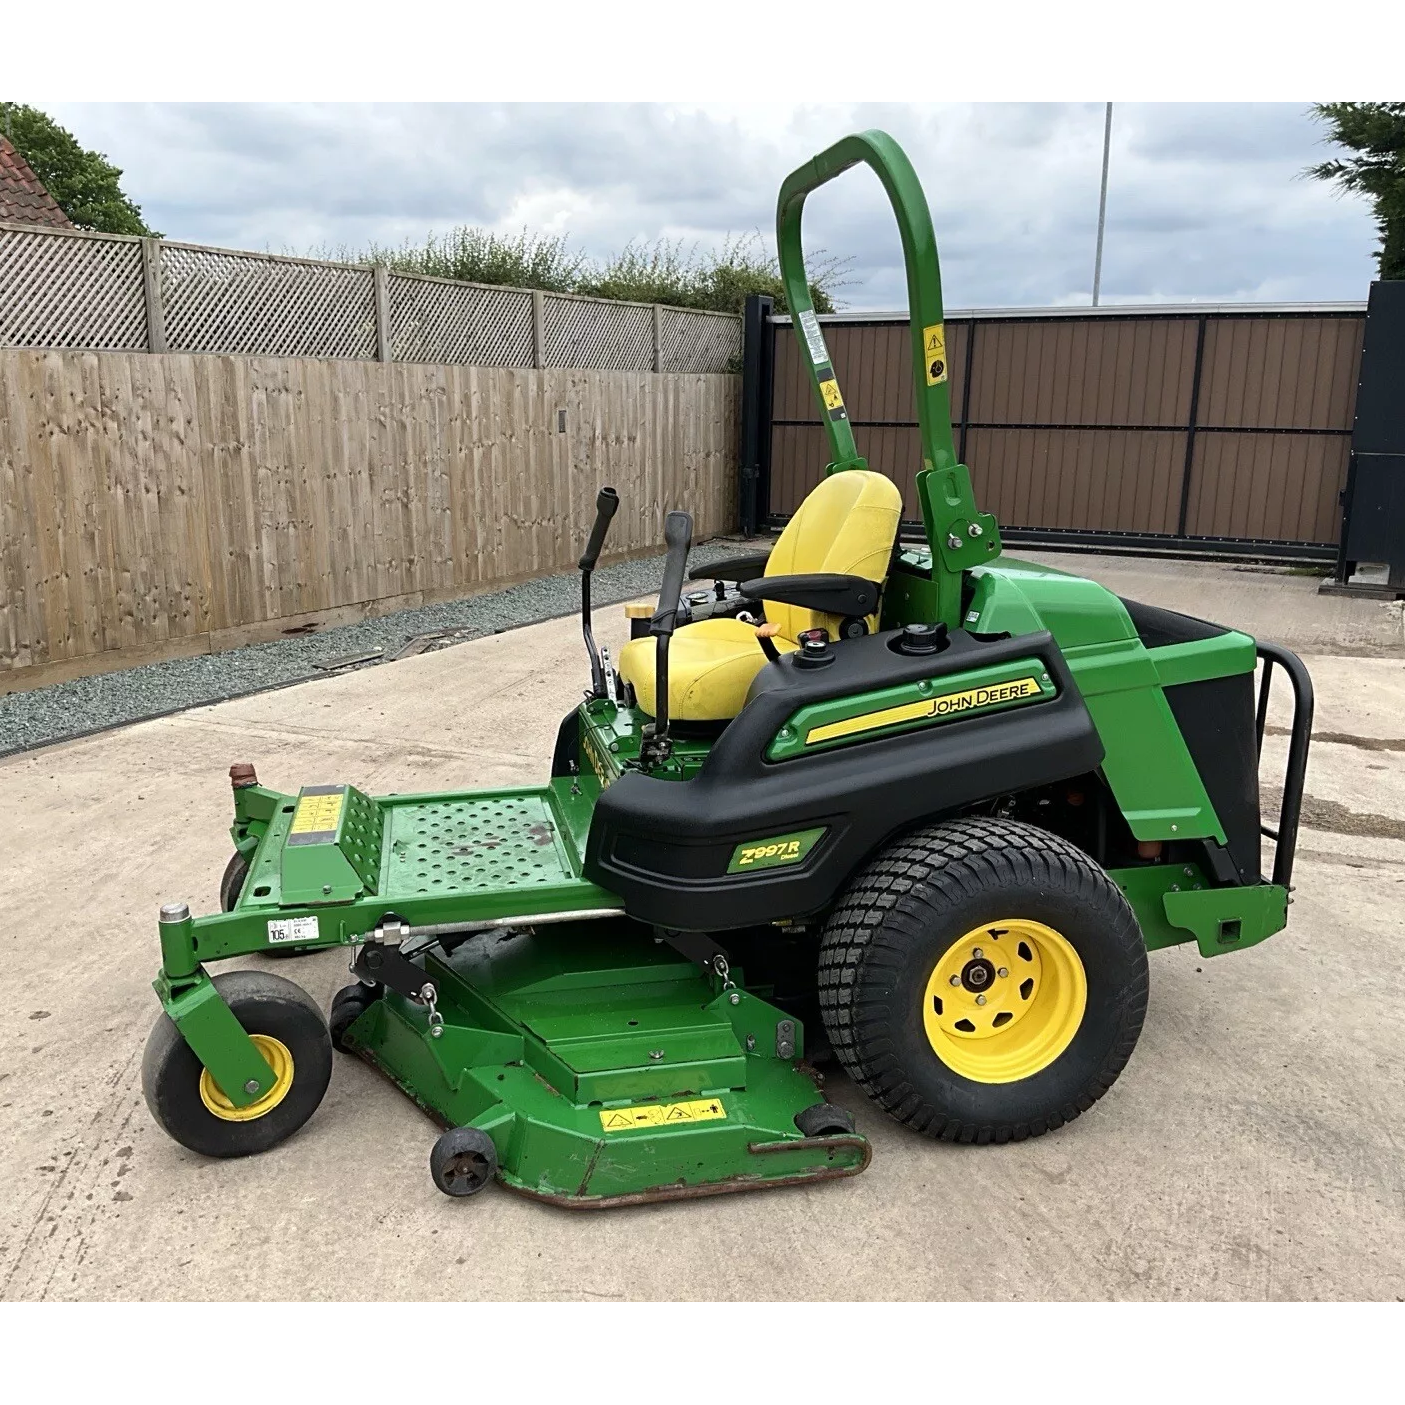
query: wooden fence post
[
  {"left": 373, "top": 265, "right": 392, "bottom": 362},
  {"left": 653, "top": 304, "right": 664, "bottom": 372},
  {"left": 532, "top": 291, "right": 546, "bottom": 369},
  {"left": 141, "top": 237, "right": 167, "bottom": 353}
]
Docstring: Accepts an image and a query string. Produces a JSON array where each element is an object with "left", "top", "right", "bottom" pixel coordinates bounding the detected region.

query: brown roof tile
[{"left": 0, "top": 135, "right": 74, "bottom": 228}]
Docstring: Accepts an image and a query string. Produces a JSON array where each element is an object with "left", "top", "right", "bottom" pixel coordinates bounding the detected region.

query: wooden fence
[{"left": 0, "top": 349, "right": 739, "bottom": 688}]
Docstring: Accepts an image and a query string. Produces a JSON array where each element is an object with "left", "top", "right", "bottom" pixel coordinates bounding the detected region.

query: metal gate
[{"left": 744, "top": 300, "right": 1366, "bottom": 561}]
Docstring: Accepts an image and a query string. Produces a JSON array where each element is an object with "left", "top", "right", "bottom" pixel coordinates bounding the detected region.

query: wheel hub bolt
[
  {"left": 949, "top": 974, "right": 961, "bottom": 987},
  {"left": 244, "top": 1079, "right": 260, "bottom": 1095},
  {"left": 997, "top": 967, "right": 1008, "bottom": 978},
  {"left": 972, "top": 948, "right": 984, "bottom": 958},
  {"left": 975, "top": 994, "right": 987, "bottom": 1006}
]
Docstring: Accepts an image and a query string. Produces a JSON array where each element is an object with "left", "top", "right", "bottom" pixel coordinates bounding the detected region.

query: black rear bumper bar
[{"left": 1254, "top": 641, "right": 1314, "bottom": 891}]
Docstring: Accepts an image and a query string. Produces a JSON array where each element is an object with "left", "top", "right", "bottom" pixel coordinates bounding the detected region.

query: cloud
[{"left": 40, "top": 100, "right": 1379, "bottom": 307}]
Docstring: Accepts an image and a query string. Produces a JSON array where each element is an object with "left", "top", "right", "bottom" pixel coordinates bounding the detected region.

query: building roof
[{"left": 0, "top": 135, "right": 73, "bottom": 228}]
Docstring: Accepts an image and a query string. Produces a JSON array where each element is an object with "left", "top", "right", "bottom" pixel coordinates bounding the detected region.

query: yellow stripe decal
[{"left": 805, "top": 675, "right": 1044, "bottom": 746}]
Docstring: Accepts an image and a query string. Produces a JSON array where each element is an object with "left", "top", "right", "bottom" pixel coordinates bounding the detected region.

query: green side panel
[
  {"left": 1107, "top": 863, "right": 1211, "bottom": 952},
  {"left": 727, "top": 827, "right": 826, "bottom": 874},
  {"left": 1163, "top": 883, "right": 1289, "bottom": 958},
  {"left": 1149, "top": 631, "right": 1258, "bottom": 687},
  {"left": 766, "top": 656, "right": 1055, "bottom": 761},
  {"left": 964, "top": 558, "right": 1227, "bottom": 843},
  {"left": 1082, "top": 690, "right": 1226, "bottom": 843},
  {"left": 154, "top": 968, "right": 276, "bottom": 1108},
  {"left": 342, "top": 926, "right": 868, "bottom": 1204},
  {"left": 280, "top": 784, "right": 384, "bottom": 906}
]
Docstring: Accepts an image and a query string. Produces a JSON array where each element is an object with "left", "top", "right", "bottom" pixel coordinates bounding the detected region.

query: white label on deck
[{"left": 267, "top": 915, "right": 319, "bottom": 945}]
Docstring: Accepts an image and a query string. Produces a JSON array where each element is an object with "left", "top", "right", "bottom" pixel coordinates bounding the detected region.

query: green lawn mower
[{"left": 141, "top": 130, "right": 1313, "bottom": 1207}]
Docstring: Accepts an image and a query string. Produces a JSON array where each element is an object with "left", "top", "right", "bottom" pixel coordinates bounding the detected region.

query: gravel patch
[{"left": 0, "top": 540, "right": 746, "bottom": 756}]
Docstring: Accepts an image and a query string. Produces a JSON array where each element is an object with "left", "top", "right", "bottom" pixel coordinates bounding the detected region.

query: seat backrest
[{"left": 765, "top": 469, "right": 904, "bottom": 642}]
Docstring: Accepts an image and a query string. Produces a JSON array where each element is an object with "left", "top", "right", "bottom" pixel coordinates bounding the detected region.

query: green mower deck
[{"left": 341, "top": 924, "right": 867, "bottom": 1206}]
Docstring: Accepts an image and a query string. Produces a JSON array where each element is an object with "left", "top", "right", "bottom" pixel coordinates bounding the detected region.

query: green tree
[
  {"left": 1, "top": 102, "right": 158, "bottom": 236},
  {"left": 1307, "top": 102, "right": 1405, "bottom": 281}
]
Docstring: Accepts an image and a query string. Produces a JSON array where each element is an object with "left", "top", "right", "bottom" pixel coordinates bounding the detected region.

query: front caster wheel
[
  {"left": 329, "top": 981, "right": 381, "bottom": 1052},
  {"left": 142, "top": 970, "right": 333, "bottom": 1158},
  {"left": 430, "top": 1127, "right": 498, "bottom": 1198}
]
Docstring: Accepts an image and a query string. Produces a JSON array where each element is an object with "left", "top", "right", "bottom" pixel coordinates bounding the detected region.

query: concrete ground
[{"left": 1, "top": 552, "right": 1402, "bottom": 1301}]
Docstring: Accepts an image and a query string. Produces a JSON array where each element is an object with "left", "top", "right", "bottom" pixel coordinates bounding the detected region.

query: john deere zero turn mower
[{"left": 141, "top": 131, "right": 1313, "bottom": 1207}]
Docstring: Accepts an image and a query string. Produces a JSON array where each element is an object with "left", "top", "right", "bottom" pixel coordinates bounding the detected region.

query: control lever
[
  {"left": 579, "top": 487, "right": 619, "bottom": 697},
  {"left": 640, "top": 509, "right": 694, "bottom": 767}
]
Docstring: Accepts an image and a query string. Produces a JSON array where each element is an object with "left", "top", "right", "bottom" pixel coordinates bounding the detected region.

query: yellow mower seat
[{"left": 618, "top": 469, "right": 903, "bottom": 722}]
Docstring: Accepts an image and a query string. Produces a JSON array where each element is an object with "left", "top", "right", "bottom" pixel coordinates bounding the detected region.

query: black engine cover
[{"left": 583, "top": 627, "right": 1104, "bottom": 931}]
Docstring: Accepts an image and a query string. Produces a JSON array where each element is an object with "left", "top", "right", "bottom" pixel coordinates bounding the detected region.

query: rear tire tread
[{"left": 817, "top": 817, "right": 1148, "bottom": 1146}]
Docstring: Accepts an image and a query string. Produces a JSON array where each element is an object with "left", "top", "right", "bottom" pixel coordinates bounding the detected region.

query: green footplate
[{"left": 340, "top": 923, "right": 869, "bottom": 1206}]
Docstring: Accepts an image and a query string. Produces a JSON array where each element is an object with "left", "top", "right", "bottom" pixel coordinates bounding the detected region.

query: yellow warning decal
[
  {"left": 818, "top": 374, "right": 845, "bottom": 413},
  {"left": 806, "top": 676, "right": 1044, "bottom": 746},
  {"left": 598, "top": 1097, "right": 727, "bottom": 1133},
  {"left": 290, "top": 791, "right": 344, "bottom": 835},
  {"left": 923, "top": 322, "right": 948, "bottom": 386}
]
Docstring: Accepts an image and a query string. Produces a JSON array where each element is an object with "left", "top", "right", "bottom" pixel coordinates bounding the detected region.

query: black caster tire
[
  {"left": 818, "top": 817, "right": 1149, "bottom": 1146},
  {"left": 142, "top": 970, "right": 333, "bottom": 1158},
  {"left": 219, "top": 850, "right": 250, "bottom": 911},
  {"left": 795, "top": 1102, "right": 856, "bottom": 1138},
  {"left": 329, "top": 981, "right": 380, "bottom": 1052},
  {"left": 430, "top": 1127, "right": 498, "bottom": 1198}
]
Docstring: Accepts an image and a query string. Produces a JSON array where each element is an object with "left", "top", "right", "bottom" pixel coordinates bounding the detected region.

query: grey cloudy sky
[{"left": 42, "top": 101, "right": 1380, "bottom": 309}]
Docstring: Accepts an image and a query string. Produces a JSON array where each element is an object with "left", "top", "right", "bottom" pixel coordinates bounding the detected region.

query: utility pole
[{"left": 1092, "top": 102, "right": 1113, "bottom": 307}]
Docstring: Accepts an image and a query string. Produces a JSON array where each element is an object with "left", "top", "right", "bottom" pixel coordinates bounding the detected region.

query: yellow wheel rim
[
  {"left": 199, "top": 1034, "right": 295, "bottom": 1122},
  {"left": 921, "top": 919, "right": 1086, "bottom": 1084}
]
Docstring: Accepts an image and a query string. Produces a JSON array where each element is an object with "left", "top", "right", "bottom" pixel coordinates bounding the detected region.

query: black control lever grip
[
  {"left": 650, "top": 510, "right": 694, "bottom": 637},
  {"left": 579, "top": 487, "right": 620, "bottom": 571}
]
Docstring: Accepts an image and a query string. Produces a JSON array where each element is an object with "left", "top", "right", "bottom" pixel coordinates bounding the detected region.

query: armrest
[
  {"left": 688, "top": 551, "right": 771, "bottom": 582},
  {"left": 739, "top": 573, "right": 881, "bottom": 617}
]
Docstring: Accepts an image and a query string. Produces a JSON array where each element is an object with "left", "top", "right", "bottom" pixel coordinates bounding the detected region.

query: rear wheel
[
  {"left": 142, "top": 970, "right": 333, "bottom": 1158},
  {"left": 818, "top": 818, "right": 1148, "bottom": 1144}
]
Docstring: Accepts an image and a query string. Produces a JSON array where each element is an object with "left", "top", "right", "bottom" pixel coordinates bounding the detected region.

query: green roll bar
[{"left": 776, "top": 129, "right": 1002, "bottom": 628}]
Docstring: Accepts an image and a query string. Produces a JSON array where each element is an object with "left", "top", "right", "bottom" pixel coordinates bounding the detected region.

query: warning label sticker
[
  {"left": 817, "top": 372, "right": 846, "bottom": 420},
  {"left": 923, "top": 322, "right": 948, "bottom": 386},
  {"left": 268, "top": 915, "right": 319, "bottom": 945},
  {"left": 598, "top": 1097, "right": 727, "bottom": 1133},
  {"left": 797, "top": 308, "right": 830, "bottom": 368},
  {"left": 290, "top": 789, "right": 344, "bottom": 837}
]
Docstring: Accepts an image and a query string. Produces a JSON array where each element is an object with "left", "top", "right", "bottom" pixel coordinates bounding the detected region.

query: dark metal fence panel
[{"left": 763, "top": 304, "right": 1366, "bottom": 557}]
